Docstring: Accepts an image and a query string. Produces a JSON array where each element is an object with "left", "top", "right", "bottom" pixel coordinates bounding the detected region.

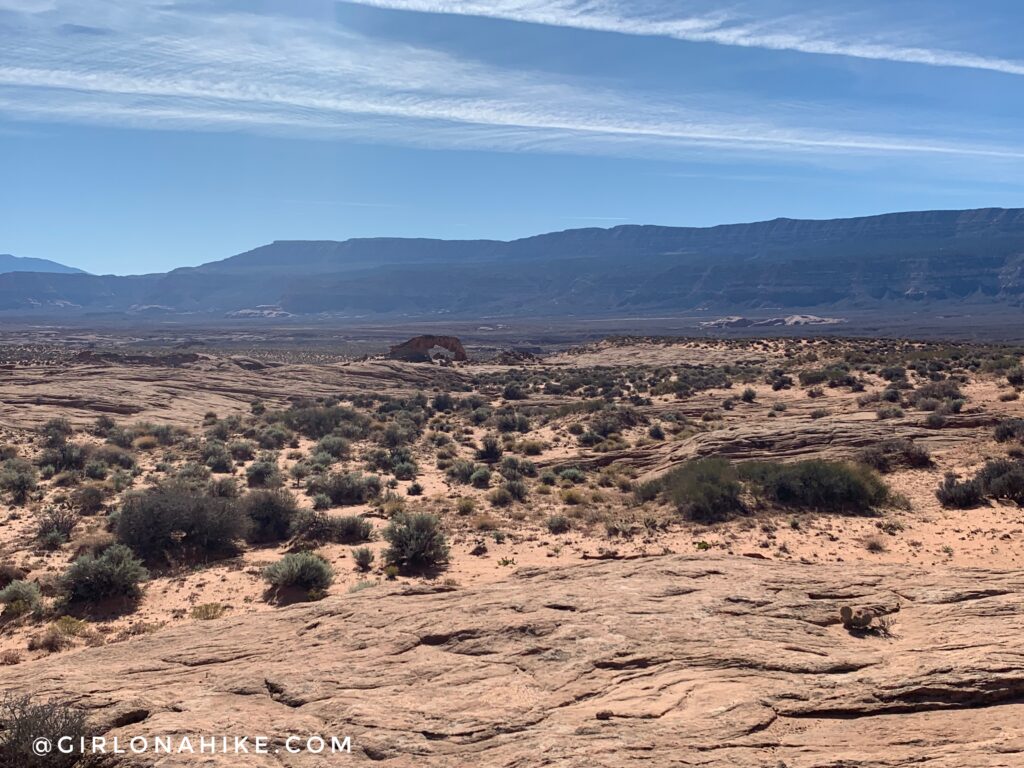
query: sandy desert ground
[{"left": 2, "top": 334, "right": 1024, "bottom": 765}]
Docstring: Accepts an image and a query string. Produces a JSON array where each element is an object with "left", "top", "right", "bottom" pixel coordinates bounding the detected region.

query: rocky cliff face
[
  {"left": 3, "top": 207, "right": 1024, "bottom": 318},
  {"left": 4, "top": 554, "right": 1024, "bottom": 766}
]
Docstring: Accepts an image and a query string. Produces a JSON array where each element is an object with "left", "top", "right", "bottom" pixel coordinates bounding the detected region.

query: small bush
[
  {"left": 289, "top": 510, "right": 373, "bottom": 544},
  {"left": 975, "top": 459, "right": 1024, "bottom": 504},
  {"left": 307, "top": 471, "right": 382, "bottom": 506},
  {"left": 285, "top": 405, "right": 368, "bottom": 440},
  {"left": 502, "top": 382, "right": 528, "bottom": 400},
  {"left": 546, "top": 515, "right": 571, "bottom": 534},
  {"left": 0, "top": 580, "right": 42, "bottom": 618},
  {"left": 383, "top": 513, "right": 449, "bottom": 571},
  {"left": 351, "top": 546, "right": 375, "bottom": 571},
  {"left": 876, "top": 405, "right": 903, "bottom": 420},
  {"left": 116, "top": 481, "right": 249, "bottom": 561},
  {"left": 246, "top": 457, "right": 282, "bottom": 488},
  {"left": 633, "top": 479, "right": 661, "bottom": 503},
  {"left": 70, "top": 484, "right": 105, "bottom": 515},
  {"left": 257, "top": 425, "right": 291, "bottom": 450},
  {"left": 936, "top": 472, "right": 984, "bottom": 509},
  {"left": 208, "top": 477, "right": 240, "bottom": 498},
  {"left": 0, "top": 693, "right": 90, "bottom": 768},
  {"left": 240, "top": 489, "right": 299, "bottom": 543},
  {"left": 191, "top": 603, "right": 225, "bottom": 620},
  {"left": 470, "top": 467, "right": 491, "bottom": 489},
  {"left": 35, "top": 507, "right": 78, "bottom": 550},
  {"left": 741, "top": 460, "right": 888, "bottom": 514},
  {"left": 488, "top": 487, "right": 513, "bottom": 507},
  {"left": 264, "top": 551, "right": 334, "bottom": 593},
  {"left": 475, "top": 435, "right": 503, "bottom": 463},
  {"left": 62, "top": 544, "right": 148, "bottom": 604},
  {"left": 994, "top": 418, "right": 1024, "bottom": 443},
  {"left": 446, "top": 459, "right": 477, "bottom": 484},
  {"left": 503, "top": 479, "right": 529, "bottom": 502},
  {"left": 857, "top": 439, "right": 931, "bottom": 473},
  {"left": 228, "top": 440, "right": 256, "bottom": 461},
  {"left": 315, "top": 435, "right": 351, "bottom": 459},
  {"left": 661, "top": 458, "right": 745, "bottom": 523},
  {"left": 0, "top": 459, "right": 37, "bottom": 505},
  {"left": 40, "top": 417, "right": 73, "bottom": 446}
]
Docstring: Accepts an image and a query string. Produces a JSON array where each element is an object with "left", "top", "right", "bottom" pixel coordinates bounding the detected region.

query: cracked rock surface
[{"left": 4, "top": 554, "right": 1024, "bottom": 766}]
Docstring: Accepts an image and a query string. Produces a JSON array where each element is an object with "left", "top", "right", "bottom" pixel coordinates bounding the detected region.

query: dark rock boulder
[{"left": 388, "top": 335, "right": 468, "bottom": 362}]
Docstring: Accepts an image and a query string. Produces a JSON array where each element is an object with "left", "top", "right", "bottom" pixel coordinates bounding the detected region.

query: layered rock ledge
[{"left": 3, "top": 554, "right": 1024, "bottom": 766}]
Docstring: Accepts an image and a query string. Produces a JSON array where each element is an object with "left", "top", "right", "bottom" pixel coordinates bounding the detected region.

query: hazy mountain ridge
[
  {"left": 4, "top": 207, "right": 1024, "bottom": 318},
  {"left": 0, "top": 254, "right": 85, "bottom": 275}
]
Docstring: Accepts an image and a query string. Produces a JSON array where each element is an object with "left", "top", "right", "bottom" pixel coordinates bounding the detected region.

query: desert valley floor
[{"left": 2, "top": 333, "right": 1024, "bottom": 766}]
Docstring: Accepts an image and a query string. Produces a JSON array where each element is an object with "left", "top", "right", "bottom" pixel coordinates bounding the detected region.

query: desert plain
[{"left": 1, "top": 331, "right": 1024, "bottom": 766}]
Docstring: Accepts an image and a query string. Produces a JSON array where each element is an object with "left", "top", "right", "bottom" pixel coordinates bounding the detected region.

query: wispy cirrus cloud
[
  {"left": 1, "top": 0, "right": 1023, "bottom": 164},
  {"left": 341, "top": 0, "right": 1024, "bottom": 76}
]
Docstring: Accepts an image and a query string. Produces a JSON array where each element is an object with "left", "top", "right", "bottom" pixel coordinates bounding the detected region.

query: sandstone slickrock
[{"left": 4, "top": 555, "right": 1024, "bottom": 766}]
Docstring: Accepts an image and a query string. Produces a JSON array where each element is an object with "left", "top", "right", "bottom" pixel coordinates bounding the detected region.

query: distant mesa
[
  {"left": 388, "top": 335, "right": 468, "bottom": 363},
  {"left": 700, "top": 314, "right": 845, "bottom": 329},
  {"left": 5, "top": 208, "right": 1024, "bottom": 322}
]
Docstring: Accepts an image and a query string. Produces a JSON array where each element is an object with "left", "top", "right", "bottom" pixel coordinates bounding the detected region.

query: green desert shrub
[
  {"left": 285, "top": 405, "right": 368, "bottom": 440},
  {"left": 91, "top": 444, "right": 136, "bottom": 470},
  {"left": 289, "top": 510, "right": 373, "bottom": 545},
  {"left": 503, "top": 479, "right": 529, "bottom": 502},
  {"left": 488, "top": 486, "right": 513, "bottom": 507},
  {"left": 475, "top": 435, "right": 503, "bottom": 463},
  {"left": 0, "top": 580, "right": 42, "bottom": 618},
  {"left": 994, "top": 418, "right": 1024, "bottom": 443},
  {"left": 0, "top": 693, "right": 90, "bottom": 768},
  {"left": 116, "top": 481, "right": 249, "bottom": 561},
  {"left": 559, "top": 467, "right": 586, "bottom": 484},
  {"left": 935, "top": 472, "right": 984, "bottom": 509},
  {"left": 307, "top": 471, "right": 382, "bottom": 506},
  {"left": 202, "top": 441, "right": 233, "bottom": 473},
  {"left": 446, "top": 459, "right": 477, "bottom": 484},
  {"left": 228, "top": 439, "right": 256, "bottom": 461},
  {"left": 0, "top": 459, "right": 37, "bottom": 505},
  {"left": 740, "top": 460, "right": 888, "bottom": 514},
  {"left": 383, "top": 513, "right": 449, "bottom": 571},
  {"left": 61, "top": 544, "right": 148, "bottom": 604},
  {"left": 239, "top": 489, "right": 299, "bottom": 543},
  {"left": 264, "top": 552, "right": 334, "bottom": 593},
  {"left": 351, "top": 546, "right": 375, "bottom": 571},
  {"left": 257, "top": 425, "right": 291, "bottom": 450},
  {"left": 315, "top": 435, "right": 351, "bottom": 459},
  {"left": 857, "top": 439, "right": 932, "bottom": 473},
  {"left": 245, "top": 456, "right": 282, "bottom": 488},
  {"left": 546, "top": 515, "right": 571, "bottom": 534},
  {"left": 35, "top": 507, "right": 78, "bottom": 549},
  {"left": 661, "top": 458, "right": 745, "bottom": 523},
  {"left": 974, "top": 459, "right": 1024, "bottom": 504},
  {"left": 470, "top": 467, "right": 491, "bottom": 488}
]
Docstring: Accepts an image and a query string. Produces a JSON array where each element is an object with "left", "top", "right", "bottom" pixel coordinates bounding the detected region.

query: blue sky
[{"left": 2, "top": 0, "right": 1024, "bottom": 275}]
